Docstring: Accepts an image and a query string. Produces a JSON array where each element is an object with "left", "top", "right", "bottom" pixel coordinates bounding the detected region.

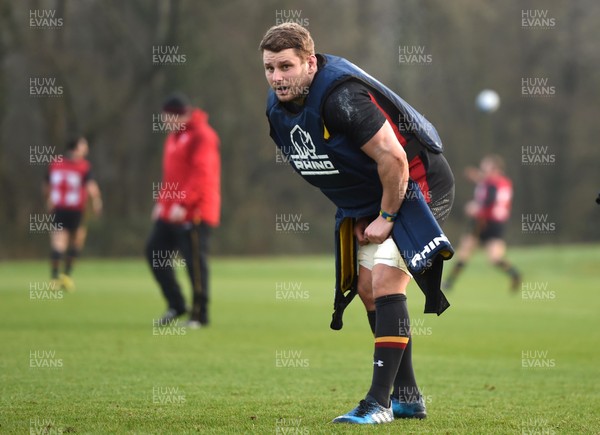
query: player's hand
[
  {"left": 354, "top": 217, "right": 370, "bottom": 246},
  {"left": 464, "top": 167, "right": 481, "bottom": 183},
  {"left": 151, "top": 203, "right": 163, "bottom": 221},
  {"left": 168, "top": 204, "right": 187, "bottom": 223},
  {"left": 364, "top": 216, "right": 394, "bottom": 245},
  {"left": 464, "top": 201, "right": 479, "bottom": 218}
]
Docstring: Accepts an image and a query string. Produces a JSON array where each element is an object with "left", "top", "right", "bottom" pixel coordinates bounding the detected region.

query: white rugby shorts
[{"left": 357, "top": 238, "right": 412, "bottom": 277}]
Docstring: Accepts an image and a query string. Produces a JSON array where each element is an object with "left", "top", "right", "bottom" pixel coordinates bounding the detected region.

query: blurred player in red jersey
[
  {"left": 44, "top": 137, "right": 103, "bottom": 291},
  {"left": 443, "top": 155, "right": 521, "bottom": 291},
  {"left": 146, "top": 93, "right": 221, "bottom": 328}
]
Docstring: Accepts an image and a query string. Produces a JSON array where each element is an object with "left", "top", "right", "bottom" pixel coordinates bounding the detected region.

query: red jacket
[{"left": 158, "top": 109, "right": 221, "bottom": 226}]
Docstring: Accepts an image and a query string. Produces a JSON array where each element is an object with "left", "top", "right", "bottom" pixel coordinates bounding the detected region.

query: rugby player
[
  {"left": 443, "top": 155, "right": 521, "bottom": 291},
  {"left": 44, "top": 137, "right": 102, "bottom": 291},
  {"left": 260, "top": 23, "right": 454, "bottom": 424}
]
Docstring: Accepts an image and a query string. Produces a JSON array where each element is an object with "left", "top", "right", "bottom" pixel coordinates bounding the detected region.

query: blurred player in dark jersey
[
  {"left": 443, "top": 155, "right": 521, "bottom": 291},
  {"left": 44, "top": 137, "right": 103, "bottom": 291}
]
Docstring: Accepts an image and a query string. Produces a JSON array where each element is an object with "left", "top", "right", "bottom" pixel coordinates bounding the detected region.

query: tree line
[{"left": 1, "top": 0, "right": 598, "bottom": 259}]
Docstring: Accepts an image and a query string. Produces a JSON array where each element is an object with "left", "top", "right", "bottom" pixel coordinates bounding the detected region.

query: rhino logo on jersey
[
  {"left": 289, "top": 125, "right": 318, "bottom": 160},
  {"left": 286, "top": 124, "right": 339, "bottom": 176}
]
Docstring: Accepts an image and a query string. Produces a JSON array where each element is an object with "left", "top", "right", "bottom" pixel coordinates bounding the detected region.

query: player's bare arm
[
  {"left": 464, "top": 166, "right": 482, "bottom": 183},
  {"left": 42, "top": 180, "right": 52, "bottom": 211},
  {"left": 86, "top": 180, "right": 103, "bottom": 215},
  {"left": 360, "top": 121, "right": 409, "bottom": 244}
]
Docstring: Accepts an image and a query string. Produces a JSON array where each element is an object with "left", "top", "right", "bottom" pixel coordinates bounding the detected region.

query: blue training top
[{"left": 266, "top": 53, "right": 443, "bottom": 218}]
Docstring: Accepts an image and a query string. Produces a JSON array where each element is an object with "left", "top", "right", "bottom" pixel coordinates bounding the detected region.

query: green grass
[{"left": 1, "top": 245, "right": 599, "bottom": 434}]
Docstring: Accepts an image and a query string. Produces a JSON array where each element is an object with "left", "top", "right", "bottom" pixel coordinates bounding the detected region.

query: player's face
[
  {"left": 480, "top": 158, "right": 495, "bottom": 175},
  {"left": 74, "top": 139, "right": 89, "bottom": 158},
  {"left": 263, "top": 48, "right": 317, "bottom": 103}
]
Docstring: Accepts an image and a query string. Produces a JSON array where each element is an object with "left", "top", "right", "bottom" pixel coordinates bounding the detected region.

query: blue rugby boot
[
  {"left": 332, "top": 396, "right": 393, "bottom": 424},
  {"left": 391, "top": 395, "right": 427, "bottom": 419}
]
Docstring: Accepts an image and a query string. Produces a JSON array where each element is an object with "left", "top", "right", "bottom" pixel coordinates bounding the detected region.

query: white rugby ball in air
[{"left": 476, "top": 89, "right": 500, "bottom": 113}]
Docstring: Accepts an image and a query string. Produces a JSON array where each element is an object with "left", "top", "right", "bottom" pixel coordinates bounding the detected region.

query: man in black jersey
[{"left": 261, "top": 23, "right": 454, "bottom": 424}]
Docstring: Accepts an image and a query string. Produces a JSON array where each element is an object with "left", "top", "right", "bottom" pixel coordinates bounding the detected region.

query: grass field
[{"left": 1, "top": 245, "right": 599, "bottom": 434}]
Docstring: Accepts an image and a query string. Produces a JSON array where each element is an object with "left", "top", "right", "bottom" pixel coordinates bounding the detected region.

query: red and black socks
[
  {"left": 50, "top": 250, "right": 62, "bottom": 279},
  {"left": 366, "top": 293, "right": 410, "bottom": 407}
]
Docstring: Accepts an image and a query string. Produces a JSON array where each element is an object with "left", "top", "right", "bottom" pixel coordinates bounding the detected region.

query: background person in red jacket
[
  {"left": 443, "top": 155, "right": 521, "bottom": 291},
  {"left": 146, "top": 93, "right": 221, "bottom": 328}
]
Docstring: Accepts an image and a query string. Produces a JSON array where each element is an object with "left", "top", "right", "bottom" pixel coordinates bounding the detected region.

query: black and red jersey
[
  {"left": 318, "top": 61, "right": 454, "bottom": 206},
  {"left": 474, "top": 174, "right": 512, "bottom": 222},
  {"left": 47, "top": 157, "right": 91, "bottom": 211}
]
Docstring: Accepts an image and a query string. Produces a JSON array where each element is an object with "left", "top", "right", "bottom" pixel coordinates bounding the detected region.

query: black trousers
[{"left": 145, "top": 219, "right": 211, "bottom": 323}]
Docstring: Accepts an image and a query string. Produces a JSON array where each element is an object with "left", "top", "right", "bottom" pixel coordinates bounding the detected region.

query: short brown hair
[{"left": 259, "top": 23, "right": 315, "bottom": 60}]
